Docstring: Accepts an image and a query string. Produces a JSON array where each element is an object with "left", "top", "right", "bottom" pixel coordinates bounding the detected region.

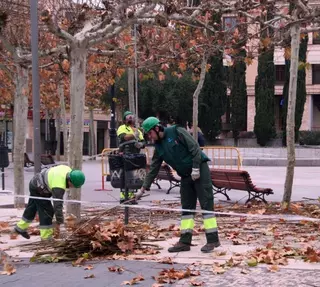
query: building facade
[{"left": 246, "top": 31, "right": 320, "bottom": 133}]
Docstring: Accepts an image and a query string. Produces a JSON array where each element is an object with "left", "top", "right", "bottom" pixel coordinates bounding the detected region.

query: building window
[
  {"left": 275, "top": 65, "right": 286, "bottom": 84},
  {"left": 313, "top": 32, "right": 320, "bottom": 44},
  {"left": 313, "top": 65, "right": 320, "bottom": 84},
  {"left": 223, "top": 17, "right": 237, "bottom": 33}
]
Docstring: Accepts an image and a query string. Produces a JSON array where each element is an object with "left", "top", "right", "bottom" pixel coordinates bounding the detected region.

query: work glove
[
  {"left": 134, "top": 142, "right": 144, "bottom": 149},
  {"left": 135, "top": 189, "right": 145, "bottom": 200},
  {"left": 134, "top": 129, "right": 140, "bottom": 140},
  {"left": 191, "top": 168, "right": 200, "bottom": 181}
]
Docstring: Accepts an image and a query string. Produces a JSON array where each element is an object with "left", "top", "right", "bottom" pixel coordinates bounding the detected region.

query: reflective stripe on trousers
[
  {"left": 40, "top": 225, "right": 53, "bottom": 240},
  {"left": 120, "top": 191, "right": 135, "bottom": 199},
  {"left": 16, "top": 217, "right": 32, "bottom": 232},
  {"left": 203, "top": 214, "right": 218, "bottom": 233},
  {"left": 180, "top": 214, "right": 194, "bottom": 234}
]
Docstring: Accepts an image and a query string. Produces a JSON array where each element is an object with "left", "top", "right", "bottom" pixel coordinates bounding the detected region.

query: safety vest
[
  {"left": 117, "top": 124, "right": 144, "bottom": 141},
  {"left": 117, "top": 124, "right": 144, "bottom": 153},
  {"left": 154, "top": 126, "right": 208, "bottom": 177},
  {"left": 43, "top": 165, "right": 71, "bottom": 191}
]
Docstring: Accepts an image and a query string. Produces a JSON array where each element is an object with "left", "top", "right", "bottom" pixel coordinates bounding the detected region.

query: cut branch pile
[{"left": 25, "top": 219, "right": 160, "bottom": 263}]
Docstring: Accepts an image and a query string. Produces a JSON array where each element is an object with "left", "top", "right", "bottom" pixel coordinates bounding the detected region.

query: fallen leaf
[
  {"left": 72, "top": 257, "right": 85, "bottom": 267},
  {"left": 1, "top": 262, "right": 16, "bottom": 276},
  {"left": 212, "top": 265, "right": 225, "bottom": 275},
  {"left": 189, "top": 278, "right": 204, "bottom": 286},
  {"left": 108, "top": 266, "right": 125, "bottom": 274},
  {"left": 84, "top": 265, "right": 94, "bottom": 270},
  {"left": 267, "top": 265, "right": 279, "bottom": 272},
  {"left": 152, "top": 284, "right": 164, "bottom": 287},
  {"left": 157, "top": 257, "right": 174, "bottom": 264},
  {"left": 84, "top": 274, "right": 95, "bottom": 279},
  {"left": 240, "top": 217, "right": 247, "bottom": 223},
  {"left": 122, "top": 275, "right": 144, "bottom": 285},
  {"left": 247, "top": 258, "right": 258, "bottom": 267},
  {"left": 10, "top": 233, "right": 18, "bottom": 240},
  {"left": 232, "top": 239, "right": 245, "bottom": 245},
  {"left": 213, "top": 250, "right": 227, "bottom": 256}
]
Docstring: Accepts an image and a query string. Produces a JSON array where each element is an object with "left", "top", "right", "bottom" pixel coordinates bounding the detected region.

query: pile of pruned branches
[{"left": 24, "top": 218, "right": 159, "bottom": 263}]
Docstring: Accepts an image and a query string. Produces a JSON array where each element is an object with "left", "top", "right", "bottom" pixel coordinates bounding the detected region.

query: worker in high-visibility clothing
[
  {"left": 117, "top": 111, "right": 145, "bottom": 204},
  {"left": 136, "top": 117, "right": 220, "bottom": 253},
  {"left": 14, "top": 165, "right": 85, "bottom": 241}
]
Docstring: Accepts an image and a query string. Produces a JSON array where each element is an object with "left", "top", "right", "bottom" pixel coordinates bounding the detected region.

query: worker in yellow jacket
[
  {"left": 117, "top": 111, "right": 145, "bottom": 203},
  {"left": 14, "top": 165, "right": 85, "bottom": 241}
]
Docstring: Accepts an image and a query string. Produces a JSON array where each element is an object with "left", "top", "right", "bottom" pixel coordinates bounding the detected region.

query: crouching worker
[{"left": 14, "top": 165, "right": 85, "bottom": 241}]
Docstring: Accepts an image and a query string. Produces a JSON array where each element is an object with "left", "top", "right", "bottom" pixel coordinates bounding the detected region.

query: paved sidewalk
[{"left": 0, "top": 259, "right": 187, "bottom": 287}]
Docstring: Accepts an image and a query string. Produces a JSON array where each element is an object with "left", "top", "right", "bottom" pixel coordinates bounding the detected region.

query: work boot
[
  {"left": 168, "top": 242, "right": 191, "bottom": 253},
  {"left": 14, "top": 227, "right": 30, "bottom": 239},
  {"left": 201, "top": 242, "right": 221, "bottom": 253},
  {"left": 120, "top": 199, "right": 138, "bottom": 205}
]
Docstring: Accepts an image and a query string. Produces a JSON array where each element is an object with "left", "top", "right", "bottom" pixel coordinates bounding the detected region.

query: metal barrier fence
[
  {"left": 95, "top": 146, "right": 241, "bottom": 191},
  {"left": 95, "top": 148, "right": 151, "bottom": 191},
  {"left": 201, "top": 146, "right": 242, "bottom": 170}
]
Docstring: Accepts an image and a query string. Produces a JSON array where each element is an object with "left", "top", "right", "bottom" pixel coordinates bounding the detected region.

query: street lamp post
[{"left": 30, "top": 0, "right": 41, "bottom": 174}]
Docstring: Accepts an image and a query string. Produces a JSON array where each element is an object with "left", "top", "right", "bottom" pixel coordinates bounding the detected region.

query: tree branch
[
  {"left": 41, "top": 10, "right": 75, "bottom": 43},
  {"left": 86, "top": 3, "right": 156, "bottom": 45},
  {"left": 88, "top": 48, "right": 126, "bottom": 55}
]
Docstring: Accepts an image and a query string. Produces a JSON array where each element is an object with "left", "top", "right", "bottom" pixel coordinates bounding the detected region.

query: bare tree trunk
[
  {"left": 89, "top": 108, "right": 96, "bottom": 159},
  {"left": 58, "top": 80, "right": 68, "bottom": 162},
  {"left": 282, "top": 21, "right": 300, "bottom": 209},
  {"left": 128, "top": 67, "right": 135, "bottom": 112},
  {"left": 55, "top": 107, "right": 61, "bottom": 161},
  {"left": 13, "top": 65, "right": 28, "bottom": 208},
  {"left": 192, "top": 56, "right": 207, "bottom": 142},
  {"left": 66, "top": 47, "right": 87, "bottom": 219},
  {"left": 55, "top": 82, "right": 63, "bottom": 161}
]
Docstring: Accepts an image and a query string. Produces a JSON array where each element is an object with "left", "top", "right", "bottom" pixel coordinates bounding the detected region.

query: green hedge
[{"left": 299, "top": 131, "right": 320, "bottom": 145}]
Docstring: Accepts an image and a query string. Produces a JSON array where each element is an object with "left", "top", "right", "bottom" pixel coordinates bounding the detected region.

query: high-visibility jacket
[{"left": 117, "top": 124, "right": 144, "bottom": 153}]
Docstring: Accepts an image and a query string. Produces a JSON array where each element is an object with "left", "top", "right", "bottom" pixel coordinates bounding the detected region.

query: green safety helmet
[
  {"left": 142, "top": 117, "right": 160, "bottom": 133},
  {"left": 123, "top": 111, "right": 133, "bottom": 120},
  {"left": 69, "top": 170, "right": 85, "bottom": 188}
]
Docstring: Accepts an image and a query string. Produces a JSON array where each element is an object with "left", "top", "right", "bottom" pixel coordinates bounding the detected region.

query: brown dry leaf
[
  {"left": 226, "top": 231, "right": 239, "bottom": 240},
  {"left": 213, "top": 250, "right": 227, "bottom": 257},
  {"left": 212, "top": 265, "right": 225, "bottom": 275},
  {"left": 189, "top": 278, "right": 204, "bottom": 286},
  {"left": 84, "top": 274, "right": 95, "bottom": 279},
  {"left": 29, "top": 227, "right": 40, "bottom": 236},
  {"left": 108, "top": 266, "right": 125, "bottom": 274},
  {"left": 0, "top": 222, "right": 10, "bottom": 232},
  {"left": 157, "top": 257, "right": 174, "bottom": 264},
  {"left": 248, "top": 208, "right": 266, "bottom": 215},
  {"left": 122, "top": 275, "right": 144, "bottom": 285},
  {"left": 232, "top": 239, "right": 245, "bottom": 245},
  {"left": 10, "top": 233, "right": 18, "bottom": 240},
  {"left": 84, "top": 265, "right": 94, "bottom": 270},
  {"left": 239, "top": 217, "right": 247, "bottom": 223},
  {"left": 1, "top": 262, "right": 16, "bottom": 276},
  {"left": 267, "top": 265, "right": 279, "bottom": 272},
  {"left": 72, "top": 257, "right": 85, "bottom": 267},
  {"left": 152, "top": 284, "right": 164, "bottom": 287}
]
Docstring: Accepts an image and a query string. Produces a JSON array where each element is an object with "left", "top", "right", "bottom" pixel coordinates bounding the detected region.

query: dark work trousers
[
  {"left": 21, "top": 182, "right": 54, "bottom": 228},
  {"left": 179, "top": 161, "right": 219, "bottom": 245}
]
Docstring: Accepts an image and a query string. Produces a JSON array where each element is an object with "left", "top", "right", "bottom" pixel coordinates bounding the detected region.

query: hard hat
[
  {"left": 123, "top": 111, "right": 133, "bottom": 120},
  {"left": 69, "top": 170, "right": 85, "bottom": 188},
  {"left": 142, "top": 117, "right": 160, "bottom": 133}
]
